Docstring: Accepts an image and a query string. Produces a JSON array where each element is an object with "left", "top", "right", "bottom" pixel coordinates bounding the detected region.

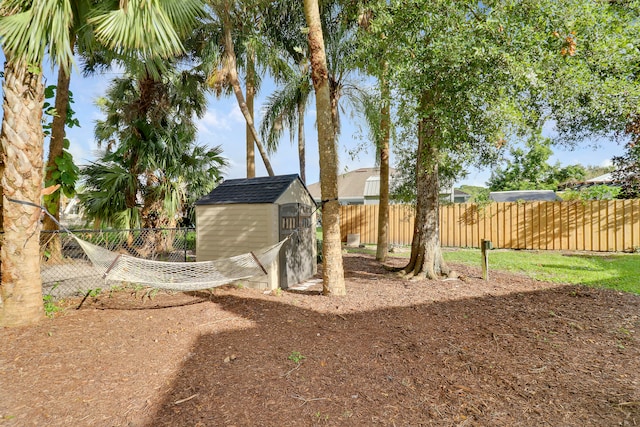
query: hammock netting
[{"left": 74, "top": 236, "right": 286, "bottom": 291}]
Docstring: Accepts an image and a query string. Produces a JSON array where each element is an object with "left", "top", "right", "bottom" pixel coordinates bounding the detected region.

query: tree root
[{"left": 383, "top": 264, "right": 404, "bottom": 273}]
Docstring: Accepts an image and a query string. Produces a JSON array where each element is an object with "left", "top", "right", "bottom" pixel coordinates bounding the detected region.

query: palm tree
[
  {"left": 344, "top": 78, "right": 392, "bottom": 261},
  {"left": 44, "top": 0, "right": 203, "bottom": 239},
  {"left": 303, "top": 0, "right": 345, "bottom": 296},
  {"left": 80, "top": 67, "right": 227, "bottom": 233},
  {"left": 260, "top": 1, "right": 372, "bottom": 185},
  {"left": 0, "top": 0, "right": 204, "bottom": 327},
  {"left": 259, "top": 1, "right": 312, "bottom": 183},
  {"left": 205, "top": 0, "right": 275, "bottom": 177},
  {"left": 259, "top": 66, "right": 312, "bottom": 183},
  {"left": 351, "top": 4, "right": 393, "bottom": 262}
]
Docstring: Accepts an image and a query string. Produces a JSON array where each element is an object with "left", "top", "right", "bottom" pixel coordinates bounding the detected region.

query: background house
[
  {"left": 440, "top": 187, "right": 471, "bottom": 203},
  {"left": 59, "top": 196, "right": 86, "bottom": 228},
  {"left": 307, "top": 167, "right": 469, "bottom": 205},
  {"left": 307, "top": 168, "right": 391, "bottom": 205}
]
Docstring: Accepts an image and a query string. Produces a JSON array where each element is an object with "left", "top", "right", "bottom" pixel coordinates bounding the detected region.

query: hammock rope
[{"left": 8, "top": 198, "right": 287, "bottom": 291}]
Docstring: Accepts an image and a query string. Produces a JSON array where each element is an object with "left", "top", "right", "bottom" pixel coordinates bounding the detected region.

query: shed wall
[
  {"left": 196, "top": 204, "right": 278, "bottom": 258},
  {"left": 276, "top": 181, "right": 316, "bottom": 206},
  {"left": 275, "top": 181, "right": 317, "bottom": 288},
  {"left": 196, "top": 203, "right": 279, "bottom": 289}
]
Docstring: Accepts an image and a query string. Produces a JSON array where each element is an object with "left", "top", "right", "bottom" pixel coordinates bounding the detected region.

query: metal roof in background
[
  {"left": 363, "top": 176, "right": 381, "bottom": 197},
  {"left": 489, "top": 190, "right": 559, "bottom": 202},
  {"left": 586, "top": 173, "right": 613, "bottom": 183}
]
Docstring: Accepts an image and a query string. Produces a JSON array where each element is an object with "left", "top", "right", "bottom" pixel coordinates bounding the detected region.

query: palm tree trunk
[
  {"left": 297, "top": 101, "right": 306, "bottom": 184},
  {"left": 304, "top": 0, "right": 345, "bottom": 296},
  {"left": 220, "top": 5, "right": 274, "bottom": 176},
  {"left": 42, "top": 66, "right": 71, "bottom": 261},
  {"left": 0, "top": 60, "right": 46, "bottom": 326},
  {"left": 376, "top": 64, "right": 391, "bottom": 261},
  {"left": 402, "top": 90, "right": 449, "bottom": 280},
  {"left": 329, "top": 80, "right": 341, "bottom": 142},
  {"left": 245, "top": 52, "right": 256, "bottom": 178}
]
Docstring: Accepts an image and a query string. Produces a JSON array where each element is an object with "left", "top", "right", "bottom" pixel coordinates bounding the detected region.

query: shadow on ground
[{"left": 146, "top": 285, "right": 639, "bottom": 426}]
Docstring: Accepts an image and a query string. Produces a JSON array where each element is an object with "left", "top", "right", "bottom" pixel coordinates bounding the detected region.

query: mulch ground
[{"left": 1, "top": 253, "right": 639, "bottom": 426}]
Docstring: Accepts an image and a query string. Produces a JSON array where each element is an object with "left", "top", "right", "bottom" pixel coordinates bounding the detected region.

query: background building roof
[
  {"left": 363, "top": 176, "right": 381, "bottom": 198},
  {"left": 586, "top": 173, "right": 613, "bottom": 183},
  {"left": 489, "top": 190, "right": 559, "bottom": 202},
  {"left": 307, "top": 168, "right": 393, "bottom": 202}
]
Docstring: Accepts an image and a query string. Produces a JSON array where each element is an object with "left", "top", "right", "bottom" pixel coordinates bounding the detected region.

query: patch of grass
[
  {"left": 442, "top": 248, "right": 640, "bottom": 294},
  {"left": 344, "top": 245, "right": 377, "bottom": 256},
  {"left": 42, "top": 284, "right": 64, "bottom": 318},
  {"left": 314, "top": 411, "right": 329, "bottom": 422},
  {"left": 288, "top": 351, "right": 305, "bottom": 364},
  {"left": 340, "top": 239, "right": 638, "bottom": 294},
  {"left": 87, "top": 288, "right": 102, "bottom": 298}
]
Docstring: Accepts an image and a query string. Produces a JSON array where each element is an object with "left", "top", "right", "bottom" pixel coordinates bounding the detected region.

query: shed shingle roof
[{"left": 196, "top": 174, "right": 302, "bottom": 205}]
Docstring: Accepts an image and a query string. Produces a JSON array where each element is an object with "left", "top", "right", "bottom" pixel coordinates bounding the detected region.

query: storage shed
[{"left": 195, "top": 174, "right": 317, "bottom": 290}]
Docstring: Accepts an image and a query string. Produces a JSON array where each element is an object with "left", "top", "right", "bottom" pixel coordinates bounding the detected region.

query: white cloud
[
  {"left": 601, "top": 158, "right": 613, "bottom": 167},
  {"left": 66, "top": 137, "right": 93, "bottom": 165},
  {"left": 229, "top": 104, "right": 245, "bottom": 123},
  {"left": 197, "top": 106, "right": 245, "bottom": 135},
  {"left": 198, "top": 110, "right": 228, "bottom": 134}
]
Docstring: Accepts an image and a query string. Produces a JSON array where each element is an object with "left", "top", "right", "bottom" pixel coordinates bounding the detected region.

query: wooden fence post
[{"left": 481, "top": 239, "right": 492, "bottom": 281}]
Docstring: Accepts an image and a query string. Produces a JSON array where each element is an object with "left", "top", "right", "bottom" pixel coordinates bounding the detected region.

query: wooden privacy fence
[{"left": 340, "top": 200, "right": 640, "bottom": 252}]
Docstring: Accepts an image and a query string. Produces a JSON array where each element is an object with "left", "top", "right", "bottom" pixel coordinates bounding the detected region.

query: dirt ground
[{"left": 1, "top": 253, "right": 639, "bottom": 426}]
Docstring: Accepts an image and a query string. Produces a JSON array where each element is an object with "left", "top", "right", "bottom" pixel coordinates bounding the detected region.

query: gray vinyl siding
[
  {"left": 277, "top": 181, "right": 315, "bottom": 206},
  {"left": 196, "top": 204, "right": 278, "bottom": 261}
]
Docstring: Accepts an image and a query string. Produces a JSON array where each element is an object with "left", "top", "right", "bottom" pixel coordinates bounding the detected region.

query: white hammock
[
  {"left": 5, "top": 198, "right": 286, "bottom": 292},
  {"left": 74, "top": 236, "right": 286, "bottom": 291}
]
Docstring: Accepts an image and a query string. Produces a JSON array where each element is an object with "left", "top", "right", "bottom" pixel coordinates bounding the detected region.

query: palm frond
[
  {"left": 0, "top": 0, "right": 74, "bottom": 69},
  {"left": 259, "top": 70, "right": 312, "bottom": 153},
  {"left": 88, "top": 0, "right": 203, "bottom": 60}
]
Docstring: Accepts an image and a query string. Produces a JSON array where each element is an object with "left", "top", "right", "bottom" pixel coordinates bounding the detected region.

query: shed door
[{"left": 279, "top": 203, "right": 314, "bottom": 288}]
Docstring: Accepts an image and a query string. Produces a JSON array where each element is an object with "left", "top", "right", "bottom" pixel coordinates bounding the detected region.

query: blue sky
[{"left": 11, "top": 63, "right": 626, "bottom": 189}]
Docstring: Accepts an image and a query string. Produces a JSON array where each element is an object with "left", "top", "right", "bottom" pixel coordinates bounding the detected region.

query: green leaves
[
  {"left": 44, "top": 148, "right": 79, "bottom": 199},
  {"left": 42, "top": 83, "right": 80, "bottom": 204},
  {"left": 488, "top": 131, "right": 586, "bottom": 191},
  {"left": 89, "top": 0, "right": 195, "bottom": 59},
  {"left": 358, "top": 0, "right": 639, "bottom": 196},
  {"left": 0, "top": 0, "right": 205, "bottom": 72},
  {"left": 0, "top": 0, "right": 74, "bottom": 69}
]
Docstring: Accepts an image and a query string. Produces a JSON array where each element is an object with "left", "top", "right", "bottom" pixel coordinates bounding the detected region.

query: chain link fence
[{"left": 40, "top": 228, "right": 196, "bottom": 300}]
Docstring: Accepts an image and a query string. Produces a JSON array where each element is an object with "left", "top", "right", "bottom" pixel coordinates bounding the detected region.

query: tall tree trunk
[
  {"left": 245, "top": 53, "right": 256, "bottom": 178},
  {"left": 329, "top": 80, "right": 341, "bottom": 142},
  {"left": 304, "top": 0, "right": 345, "bottom": 296},
  {"left": 297, "top": 101, "right": 306, "bottom": 184},
  {"left": 0, "top": 60, "right": 46, "bottom": 326},
  {"left": 376, "top": 64, "right": 390, "bottom": 262},
  {"left": 220, "top": 5, "right": 274, "bottom": 176},
  {"left": 402, "top": 90, "right": 449, "bottom": 280},
  {"left": 42, "top": 66, "right": 71, "bottom": 261}
]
